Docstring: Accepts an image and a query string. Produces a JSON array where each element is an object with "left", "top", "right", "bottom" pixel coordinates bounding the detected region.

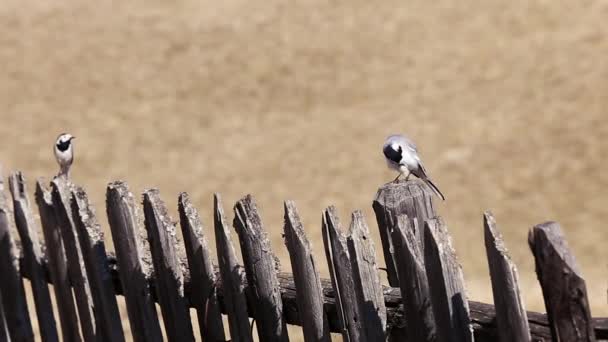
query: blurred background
[{"left": 1, "top": 0, "right": 607, "bottom": 340}]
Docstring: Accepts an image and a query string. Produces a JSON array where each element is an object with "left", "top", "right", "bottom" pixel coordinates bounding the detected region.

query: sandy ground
[{"left": 1, "top": 1, "right": 607, "bottom": 340}]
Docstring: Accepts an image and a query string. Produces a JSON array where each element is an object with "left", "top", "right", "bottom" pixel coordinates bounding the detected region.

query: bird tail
[{"left": 424, "top": 178, "right": 445, "bottom": 201}]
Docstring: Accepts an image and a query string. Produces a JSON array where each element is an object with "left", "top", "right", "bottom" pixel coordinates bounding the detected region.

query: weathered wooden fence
[{"left": 0, "top": 169, "right": 606, "bottom": 342}]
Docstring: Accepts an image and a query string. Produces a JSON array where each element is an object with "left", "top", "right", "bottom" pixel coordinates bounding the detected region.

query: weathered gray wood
[
  {"left": 283, "top": 200, "right": 330, "bottom": 342},
  {"left": 142, "top": 189, "right": 194, "bottom": 342},
  {"left": 8, "top": 172, "right": 58, "bottom": 342},
  {"left": 71, "top": 186, "right": 125, "bottom": 342},
  {"left": 373, "top": 179, "right": 437, "bottom": 287},
  {"left": 214, "top": 193, "right": 253, "bottom": 342},
  {"left": 233, "top": 195, "right": 289, "bottom": 342},
  {"left": 35, "top": 180, "right": 82, "bottom": 342},
  {"left": 423, "top": 218, "right": 474, "bottom": 342},
  {"left": 391, "top": 215, "right": 437, "bottom": 341},
  {"left": 51, "top": 177, "right": 96, "bottom": 341},
  {"left": 0, "top": 168, "right": 34, "bottom": 342},
  {"left": 529, "top": 221, "right": 596, "bottom": 342},
  {"left": 178, "top": 192, "right": 225, "bottom": 342},
  {"left": 322, "top": 206, "right": 363, "bottom": 342},
  {"left": 106, "top": 181, "right": 162, "bottom": 342},
  {"left": 347, "top": 210, "right": 387, "bottom": 341},
  {"left": 0, "top": 293, "right": 9, "bottom": 342},
  {"left": 483, "top": 212, "right": 530, "bottom": 342}
]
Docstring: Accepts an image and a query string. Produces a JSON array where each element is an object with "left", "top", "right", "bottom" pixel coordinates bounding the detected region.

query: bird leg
[{"left": 392, "top": 173, "right": 401, "bottom": 183}]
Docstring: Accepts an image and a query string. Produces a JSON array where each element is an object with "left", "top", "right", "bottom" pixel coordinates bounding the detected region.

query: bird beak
[{"left": 70, "top": 136, "right": 76, "bottom": 140}]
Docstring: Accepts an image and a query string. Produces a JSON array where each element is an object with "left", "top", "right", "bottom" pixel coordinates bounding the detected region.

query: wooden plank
[
  {"left": 50, "top": 177, "right": 96, "bottom": 341},
  {"left": 346, "top": 210, "right": 387, "bottom": 341},
  {"left": 283, "top": 200, "right": 330, "bottom": 342},
  {"left": 178, "top": 192, "right": 226, "bottom": 342},
  {"left": 322, "top": 206, "right": 363, "bottom": 342},
  {"left": 214, "top": 193, "right": 253, "bottom": 342},
  {"left": 483, "top": 212, "right": 530, "bottom": 342},
  {"left": 8, "top": 172, "right": 59, "bottom": 342},
  {"left": 142, "top": 189, "right": 194, "bottom": 342},
  {"left": 233, "top": 195, "right": 288, "bottom": 342},
  {"left": 529, "top": 221, "right": 596, "bottom": 342},
  {"left": 71, "top": 186, "right": 125, "bottom": 342},
  {"left": 0, "top": 168, "right": 34, "bottom": 342},
  {"left": 35, "top": 179, "right": 82, "bottom": 342},
  {"left": 391, "top": 215, "right": 437, "bottom": 341},
  {"left": 372, "top": 179, "right": 437, "bottom": 287},
  {"left": 106, "top": 181, "right": 162, "bottom": 342},
  {"left": 423, "top": 218, "right": 474, "bottom": 342}
]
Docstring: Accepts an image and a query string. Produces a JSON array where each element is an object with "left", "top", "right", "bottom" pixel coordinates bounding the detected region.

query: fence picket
[
  {"left": 35, "top": 180, "right": 82, "bottom": 342},
  {"left": 424, "top": 218, "right": 474, "bottom": 342},
  {"left": 234, "top": 195, "right": 289, "bottom": 342},
  {"left": 106, "top": 181, "right": 163, "bottom": 342},
  {"left": 71, "top": 186, "right": 125, "bottom": 342},
  {"left": 178, "top": 193, "right": 225, "bottom": 341},
  {"left": 214, "top": 193, "right": 253, "bottom": 342},
  {"left": 0, "top": 170, "right": 34, "bottom": 342},
  {"left": 8, "top": 173, "right": 58, "bottom": 342},
  {"left": 529, "top": 221, "right": 596, "bottom": 342},
  {"left": 142, "top": 189, "right": 195, "bottom": 342},
  {"left": 283, "top": 200, "right": 330, "bottom": 342},
  {"left": 483, "top": 212, "right": 530, "bottom": 342}
]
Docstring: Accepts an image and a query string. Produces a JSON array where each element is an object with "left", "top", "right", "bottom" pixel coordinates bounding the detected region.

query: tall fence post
[
  {"left": 8, "top": 172, "right": 58, "bottom": 342},
  {"left": 529, "top": 221, "right": 596, "bottom": 342}
]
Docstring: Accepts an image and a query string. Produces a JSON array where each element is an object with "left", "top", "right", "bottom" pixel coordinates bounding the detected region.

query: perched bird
[
  {"left": 383, "top": 134, "right": 445, "bottom": 200},
  {"left": 54, "top": 133, "right": 75, "bottom": 179}
]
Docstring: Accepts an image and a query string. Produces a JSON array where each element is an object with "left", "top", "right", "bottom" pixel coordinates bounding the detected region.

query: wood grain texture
[
  {"left": 391, "top": 215, "right": 437, "bottom": 341},
  {"left": 424, "top": 218, "right": 474, "bottom": 342},
  {"left": 483, "top": 212, "right": 530, "bottom": 342},
  {"left": 106, "top": 181, "right": 162, "bottom": 342},
  {"left": 529, "top": 221, "right": 596, "bottom": 342},
  {"left": 214, "top": 193, "right": 253, "bottom": 342},
  {"left": 142, "top": 189, "right": 194, "bottom": 342},
  {"left": 35, "top": 179, "right": 82, "bottom": 342},
  {"left": 372, "top": 179, "right": 437, "bottom": 287},
  {"left": 322, "top": 206, "right": 363, "bottom": 342},
  {"left": 347, "top": 210, "right": 387, "bottom": 341},
  {"left": 233, "top": 195, "right": 288, "bottom": 342},
  {"left": 283, "top": 200, "right": 330, "bottom": 342},
  {"left": 178, "top": 192, "right": 226, "bottom": 342},
  {"left": 71, "top": 186, "right": 125, "bottom": 342},
  {"left": 0, "top": 170, "right": 34, "bottom": 342},
  {"left": 8, "top": 172, "right": 58, "bottom": 342}
]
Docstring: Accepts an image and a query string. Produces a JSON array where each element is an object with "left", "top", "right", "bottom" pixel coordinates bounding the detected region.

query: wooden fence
[{"left": 0, "top": 169, "right": 605, "bottom": 342}]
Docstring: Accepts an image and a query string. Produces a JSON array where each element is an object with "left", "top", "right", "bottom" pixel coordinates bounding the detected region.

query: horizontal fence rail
[{"left": 0, "top": 170, "right": 605, "bottom": 342}]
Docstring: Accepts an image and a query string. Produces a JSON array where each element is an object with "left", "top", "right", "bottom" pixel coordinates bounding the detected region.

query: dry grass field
[{"left": 1, "top": 1, "right": 607, "bottom": 340}]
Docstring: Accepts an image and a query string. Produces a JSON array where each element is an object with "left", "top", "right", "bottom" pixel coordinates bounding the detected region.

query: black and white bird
[
  {"left": 54, "top": 133, "right": 75, "bottom": 179},
  {"left": 383, "top": 134, "right": 445, "bottom": 200}
]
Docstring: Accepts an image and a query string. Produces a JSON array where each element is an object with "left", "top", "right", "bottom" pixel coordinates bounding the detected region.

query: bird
[
  {"left": 54, "top": 133, "right": 76, "bottom": 179},
  {"left": 383, "top": 134, "right": 445, "bottom": 200}
]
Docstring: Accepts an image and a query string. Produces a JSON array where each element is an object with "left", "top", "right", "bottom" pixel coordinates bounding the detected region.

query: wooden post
[
  {"left": 51, "top": 177, "right": 96, "bottom": 341},
  {"left": 373, "top": 179, "right": 437, "bottom": 287},
  {"left": 322, "top": 206, "right": 363, "bottom": 342},
  {"left": 391, "top": 215, "right": 437, "bottom": 341},
  {"left": 0, "top": 169, "right": 34, "bottom": 342},
  {"left": 214, "top": 193, "right": 253, "bottom": 342},
  {"left": 71, "top": 186, "right": 125, "bottom": 342},
  {"left": 142, "top": 189, "right": 195, "bottom": 342},
  {"left": 424, "top": 218, "right": 474, "bottom": 342},
  {"left": 283, "top": 200, "right": 331, "bottom": 342},
  {"left": 178, "top": 193, "right": 225, "bottom": 342},
  {"left": 35, "top": 180, "right": 82, "bottom": 342},
  {"left": 529, "top": 221, "right": 596, "bottom": 342},
  {"left": 347, "top": 210, "right": 387, "bottom": 341},
  {"left": 483, "top": 212, "right": 530, "bottom": 342},
  {"left": 8, "top": 172, "right": 58, "bottom": 342},
  {"left": 233, "top": 195, "right": 289, "bottom": 342},
  {"left": 106, "top": 181, "right": 162, "bottom": 342}
]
